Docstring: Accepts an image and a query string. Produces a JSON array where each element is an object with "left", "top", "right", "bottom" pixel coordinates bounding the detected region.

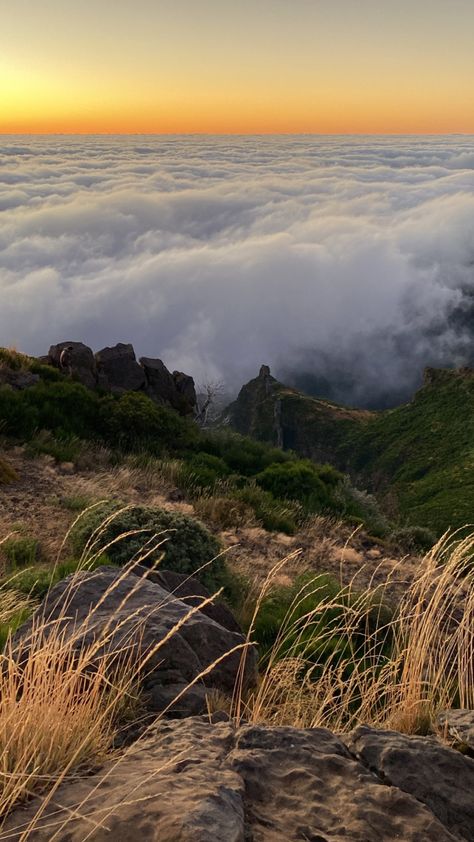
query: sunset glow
[{"left": 1, "top": 0, "right": 473, "bottom": 134}]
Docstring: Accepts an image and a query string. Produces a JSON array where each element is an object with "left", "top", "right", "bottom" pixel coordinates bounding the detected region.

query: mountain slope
[{"left": 225, "top": 365, "right": 474, "bottom": 534}]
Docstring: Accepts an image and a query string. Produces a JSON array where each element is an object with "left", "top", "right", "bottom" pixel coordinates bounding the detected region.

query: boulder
[
  {"left": 173, "top": 370, "right": 197, "bottom": 412},
  {"left": 95, "top": 343, "right": 146, "bottom": 393},
  {"left": 347, "top": 724, "right": 474, "bottom": 841},
  {"left": 15, "top": 566, "right": 256, "bottom": 718},
  {"left": 137, "top": 566, "right": 243, "bottom": 634},
  {"left": 140, "top": 356, "right": 177, "bottom": 405},
  {"left": 4, "top": 717, "right": 464, "bottom": 841},
  {"left": 47, "top": 341, "right": 97, "bottom": 389}
]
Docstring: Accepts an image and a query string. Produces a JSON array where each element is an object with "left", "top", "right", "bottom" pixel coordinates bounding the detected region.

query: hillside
[{"left": 226, "top": 365, "right": 474, "bottom": 534}]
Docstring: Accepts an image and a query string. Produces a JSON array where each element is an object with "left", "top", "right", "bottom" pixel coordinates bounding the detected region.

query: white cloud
[{"left": 1, "top": 135, "right": 474, "bottom": 406}]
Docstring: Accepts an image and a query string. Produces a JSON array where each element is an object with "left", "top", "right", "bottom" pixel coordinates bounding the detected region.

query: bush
[
  {"left": 2, "top": 536, "right": 40, "bottom": 569},
  {"left": 256, "top": 460, "right": 343, "bottom": 513},
  {"left": 334, "top": 478, "right": 390, "bottom": 537},
  {"left": 233, "top": 485, "right": 298, "bottom": 534},
  {"left": 253, "top": 572, "right": 392, "bottom": 674},
  {"left": 182, "top": 452, "right": 231, "bottom": 489},
  {"left": 1, "top": 555, "right": 112, "bottom": 600},
  {"left": 25, "top": 431, "right": 82, "bottom": 463},
  {"left": 102, "top": 391, "right": 197, "bottom": 453},
  {"left": 71, "top": 504, "right": 224, "bottom": 590},
  {"left": 194, "top": 495, "right": 255, "bottom": 529},
  {"left": 389, "top": 525, "right": 436, "bottom": 553},
  {"left": 199, "top": 432, "right": 290, "bottom": 476}
]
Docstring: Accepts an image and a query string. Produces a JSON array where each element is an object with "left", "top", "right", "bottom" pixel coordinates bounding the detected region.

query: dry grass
[
  {"left": 0, "top": 512, "right": 248, "bottom": 833},
  {"left": 241, "top": 531, "right": 474, "bottom": 735}
]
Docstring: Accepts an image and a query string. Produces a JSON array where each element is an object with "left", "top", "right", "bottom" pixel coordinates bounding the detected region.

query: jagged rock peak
[{"left": 259, "top": 364, "right": 271, "bottom": 378}]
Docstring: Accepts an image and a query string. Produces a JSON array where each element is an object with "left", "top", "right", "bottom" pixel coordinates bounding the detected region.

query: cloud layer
[{"left": 1, "top": 135, "right": 474, "bottom": 407}]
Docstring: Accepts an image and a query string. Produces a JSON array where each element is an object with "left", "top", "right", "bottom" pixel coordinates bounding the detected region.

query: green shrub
[
  {"left": 2, "top": 536, "right": 40, "bottom": 569},
  {"left": 233, "top": 485, "right": 298, "bottom": 534},
  {"left": 70, "top": 504, "right": 224, "bottom": 590},
  {"left": 25, "top": 431, "right": 82, "bottom": 463},
  {"left": 334, "top": 478, "right": 390, "bottom": 537},
  {"left": 256, "top": 460, "right": 343, "bottom": 513},
  {"left": 60, "top": 495, "right": 93, "bottom": 512},
  {"left": 198, "top": 432, "right": 290, "bottom": 476},
  {"left": 389, "top": 525, "right": 436, "bottom": 553},
  {"left": 253, "top": 572, "right": 393, "bottom": 674},
  {"left": 102, "top": 391, "right": 197, "bottom": 453}
]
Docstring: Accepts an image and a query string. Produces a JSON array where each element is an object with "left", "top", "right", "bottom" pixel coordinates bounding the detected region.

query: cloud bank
[{"left": 1, "top": 134, "right": 474, "bottom": 407}]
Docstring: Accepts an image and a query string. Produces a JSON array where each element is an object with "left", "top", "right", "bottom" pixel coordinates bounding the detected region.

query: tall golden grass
[{"left": 241, "top": 531, "right": 474, "bottom": 734}]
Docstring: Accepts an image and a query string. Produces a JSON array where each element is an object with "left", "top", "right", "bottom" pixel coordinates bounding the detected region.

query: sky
[
  {"left": 1, "top": 134, "right": 474, "bottom": 407},
  {"left": 1, "top": 0, "right": 474, "bottom": 134}
]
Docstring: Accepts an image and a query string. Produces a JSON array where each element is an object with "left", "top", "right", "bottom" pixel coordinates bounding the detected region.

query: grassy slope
[
  {"left": 346, "top": 369, "right": 474, "bottom": 533},
  {"left": 228, "top": 367, "right": 474, "bottom": 535}
]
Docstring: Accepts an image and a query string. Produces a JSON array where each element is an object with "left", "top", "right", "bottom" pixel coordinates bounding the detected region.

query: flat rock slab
[
  {"left": 4, "top": 718, "right": 465, "bottom": 841},
  {"left": 347, "top": 724, "right": 474, "bottom": 841}
]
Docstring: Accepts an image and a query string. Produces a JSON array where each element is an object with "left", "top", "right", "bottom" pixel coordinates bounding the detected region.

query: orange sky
[{"left": 1, "top": 0, "right": 473, "bottom": 134}]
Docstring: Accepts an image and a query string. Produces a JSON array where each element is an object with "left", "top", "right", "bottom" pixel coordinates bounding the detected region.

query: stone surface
[
  {"left": 347, "top": 724, "right": 474, "bottom": 841},
  {"left": 140, "top": 566, "right": 243, "bottom": 634},
  {"left": 15, "top": 566, "right": 256, "bottom": 718},
  {"left": 95, "top": 343, "right": 146, "bottom": 393},
  {"left": 4, "top": 717, "right": 464, "bottom": 841},
  {"left": 47, "top": 341, "right": 97, "bottom": 389},
  {"left": 438, "top": 709, "right": 474, "bottom": 751}
]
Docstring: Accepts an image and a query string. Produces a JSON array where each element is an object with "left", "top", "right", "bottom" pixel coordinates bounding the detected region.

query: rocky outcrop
[
  {"left": 15, "top": 566, "right": 256, "bottom": 718},
  {"left": 43, "top": 341, "right": 196, "bottom": 414},
  {"left": 4, "top": 716, "right": 470, "bottom": 841},
  {"left": 95, "top": 342, "right": 146, "bottom": 393},
  {"left": 48, "top": 340, "right": 97, "bottom": 389}
]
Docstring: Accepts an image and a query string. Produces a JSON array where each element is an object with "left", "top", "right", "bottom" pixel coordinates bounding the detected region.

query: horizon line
[{"left": 1, "top": 130, "right": 474, "bottom": 137}]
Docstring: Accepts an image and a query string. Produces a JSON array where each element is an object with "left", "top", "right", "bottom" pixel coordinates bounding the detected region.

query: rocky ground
[
  {"left": 4, "top": 713, "right": 474, "bottom": 841},
  {"left": 0, "top": 447, "right": 420, "bottom": 603}
]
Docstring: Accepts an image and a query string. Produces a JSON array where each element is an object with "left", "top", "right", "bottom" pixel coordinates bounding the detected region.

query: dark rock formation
[
  {"left": 5, "top": 717, "right": 468, "bottom": 841},
  {"left": 15, "top": 566, "right": 256, "bottom": 718},
  {"left": 42, "top": 341, "right": 196, "bottom": 415},
  {"left": 172, "top": 370, "right": 197, "bottom": 413},
  {"left": 140, "top": 356, "right": 178, "bottom": 405},
  {"left": 95, "top": 342, "right": 146, "bottom": 393},
  {"left": 47, "top": 341, "right": 97, "bottom": 389}
]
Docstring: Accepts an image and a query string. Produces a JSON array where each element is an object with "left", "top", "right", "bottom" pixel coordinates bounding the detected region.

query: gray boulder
[
  {"left": 95, "top": 343, "right": 146, "bottom": 393},
  {"left": 15, "top": 566, "right": 256, "bottom": 718},
  {"left": 3, "top": 717, "right": 463, "bottom": 841},
  {"left": 138, "top": 566, "right": 242, "bottom": 634},
  {"left": 47, "top": 341, "right": 97, "bottom": 389}
]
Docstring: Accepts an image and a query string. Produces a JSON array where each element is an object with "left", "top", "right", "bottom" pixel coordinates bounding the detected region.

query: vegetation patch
[{"left": 71, "top": 503, "right": 224, "bottom": 590}]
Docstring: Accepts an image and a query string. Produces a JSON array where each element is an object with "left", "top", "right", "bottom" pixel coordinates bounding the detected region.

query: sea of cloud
[{"left": 1, "top": 134, "right": 474, "bottom": 407}]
